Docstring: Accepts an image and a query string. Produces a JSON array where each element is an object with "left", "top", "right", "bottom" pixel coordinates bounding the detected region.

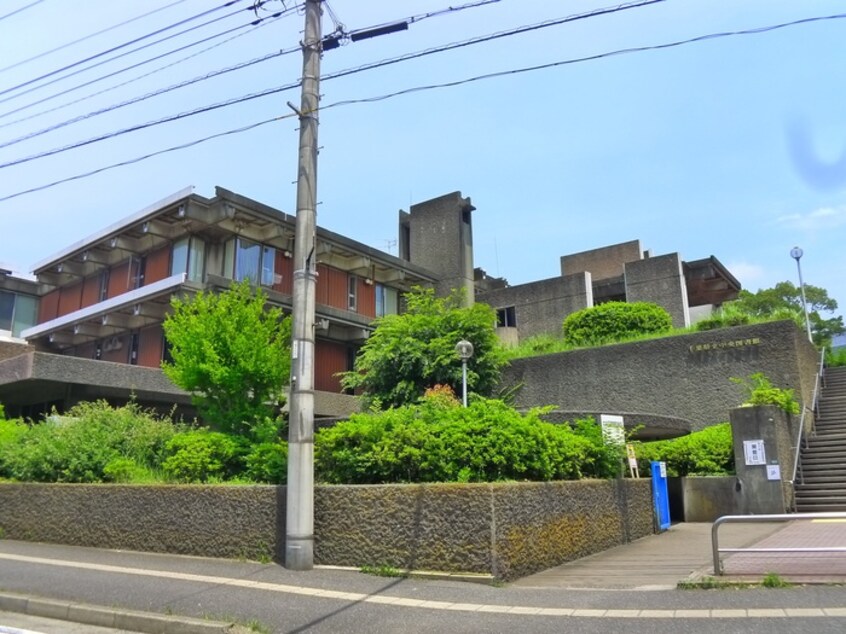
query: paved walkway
[{"left": 512, "top": 519, "right": 846, "bottom": 589}]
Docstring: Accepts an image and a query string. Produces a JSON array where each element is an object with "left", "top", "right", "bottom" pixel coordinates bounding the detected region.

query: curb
[
  {"left": 315, "top": 564, "right": 498, "bottom": 585},
  {"left": 0, "top": 592, "right": 251, "bottom": 634}
]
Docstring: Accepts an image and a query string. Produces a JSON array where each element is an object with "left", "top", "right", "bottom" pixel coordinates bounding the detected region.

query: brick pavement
[{"left": 721, "top": 519, "right": 846, "bottom": 582}]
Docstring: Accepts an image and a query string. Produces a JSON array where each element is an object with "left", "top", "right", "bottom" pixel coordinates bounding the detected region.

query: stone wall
[
  {"left": 624, "top": 253, "right": 690, "bottom": 328},
  {"left": 502, "top": 320, "right": 818, "bottom": 431},
  {"left": 0, "top": 479, "right": 653, "bottom": 581},
  {"left": 477, "top": 273, "right": 592, "bottom": 341}
]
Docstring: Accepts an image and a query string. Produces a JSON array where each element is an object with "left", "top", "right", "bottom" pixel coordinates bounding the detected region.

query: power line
[
  {"left": 0, "top": 19, "right": 275, "bottom": 131},
  {"left": 0, "top": 0, "right": 190, "bottom": 75},
  {"left": 0, "top": 26, "right": 299, "bottom": 149},
  {"left": 0, "top": 0, "right": 492, "bottom": 147},
  {"left": 0, "top": 0, "right": 660, "bottom": 167},
  {"left": 0, "top": 115, "right": 291, "bottom": 203},
  {"left": 4, "top": 10, "right": 843, "bottom": 204},
  {"left": 0, "top": 5, "right": 299, "bottom": 120},
  {"left": 0, "top": 0, "right": 275, "bottom": 104},
  {"left": 0, "top": 0, "right": 44, "bottom": 23}
]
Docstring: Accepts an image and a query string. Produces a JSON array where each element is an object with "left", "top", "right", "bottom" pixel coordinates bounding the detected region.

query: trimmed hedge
[
  {"left": 635, "top": 423, "right": 734, "bottom": 477},
  {"left": 562, "top": 301, "right": 672, "bottom": 347}
]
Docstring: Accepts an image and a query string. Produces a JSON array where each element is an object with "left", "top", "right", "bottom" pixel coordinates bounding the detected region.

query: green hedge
[
  {"left": 315, "top": 398, "right": 621, "bottom": 484},
  {"left": 562, "top": 301, "right": 672, "bottom": 347},
  {"left": 635, "top": 423, "right": 734, "bottom": 477}
]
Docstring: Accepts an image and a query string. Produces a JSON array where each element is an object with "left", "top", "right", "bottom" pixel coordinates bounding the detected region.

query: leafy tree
[
  {"left": 341, "top": 287, "right": 506, "bottom": 409},
  {"left": 162, "top": 281, "right": 291, "bottom": 438},
  {"left": 728, "top": 281, "right": 844, "bottom": 346}
]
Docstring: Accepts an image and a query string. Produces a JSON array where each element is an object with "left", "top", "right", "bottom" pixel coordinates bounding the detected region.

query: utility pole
[{"left": 286, "top": 0, "right": 321, "bottom": 571}]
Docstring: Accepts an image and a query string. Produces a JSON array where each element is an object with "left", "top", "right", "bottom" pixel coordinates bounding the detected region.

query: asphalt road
[{"left": 1, "top": 539, "right": 845, "bottom": 633}]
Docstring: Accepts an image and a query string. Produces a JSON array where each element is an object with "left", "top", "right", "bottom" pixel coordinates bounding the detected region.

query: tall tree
[
  {"left": 341, "top": 287, "right": 506, "bottom": 409},
  {"left": 730, "top": 281, "right": 844, "bottom": 346},
  {"left": 162, "top": 281, "right": 291, "bottom": 438}
]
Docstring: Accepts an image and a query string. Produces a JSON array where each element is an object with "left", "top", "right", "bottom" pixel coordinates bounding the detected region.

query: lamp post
[
  {"left": 790, "top": 246, "right": 813, "bottom": 344},
  {"left": 455, "top": 339, "right": 474, "bottom": 407}
]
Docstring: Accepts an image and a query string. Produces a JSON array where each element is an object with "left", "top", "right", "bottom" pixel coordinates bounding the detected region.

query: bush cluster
[
  {"left": 0, "top": 401, "right": 287, "bottom": 484},
  {"left": 562, "top": 301, "right": 672, "bottom": 347},
  {"left": 315, "top": 397, "right": 621, "bottom": 484},
  {"left": 635, "top": 423, "right": 734, "bottom": 477},
  {"left": 731, "top": 372, "right": 800, "bottom": 415}
]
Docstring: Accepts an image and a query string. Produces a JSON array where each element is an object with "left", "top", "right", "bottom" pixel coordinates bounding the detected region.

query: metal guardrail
[
  {"left": 712, "top": 512, "right": 846, "bottom": 575},
  {"left": 790, "top": 346, "right": 827, "bottom": 488}
]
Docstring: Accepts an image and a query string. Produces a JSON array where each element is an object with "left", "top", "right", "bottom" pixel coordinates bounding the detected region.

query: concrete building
[
  {"left": 0, "top": 186, "right": 741, "bottom": 421},
  {"left": 476, "top": 239, "right": 740, "bottom": 345},
  {"left": 0, "top": 187, "right": 473, "bottom": 419}
]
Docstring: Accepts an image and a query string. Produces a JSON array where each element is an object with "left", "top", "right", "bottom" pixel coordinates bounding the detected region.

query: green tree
[
  {"left": 729, "top": 281, "right": 844, "bottom": 346},
  {"left": 341, "top": 287, "right": 506, "bottom": 409},
  {"left": 162, "top": 280, "right": 291, "bottom": 438}
]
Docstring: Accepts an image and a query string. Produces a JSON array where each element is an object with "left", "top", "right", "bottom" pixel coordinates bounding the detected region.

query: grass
[
  {"left": 678, "top": 573, "right": 794, "bottom": 590},
  {"left": 360, "top": 563, "right": 408, "bottom": 578},
  {"left": 504, "top": 314, "right": 797, "bottom": 361}
]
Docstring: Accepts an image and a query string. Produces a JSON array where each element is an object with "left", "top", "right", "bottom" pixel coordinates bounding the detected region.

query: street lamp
[
  {"left": 455, "top": 339, "right": 474, "bottom": 407},
  {"left": 790, "top": 246, "right": 813, "bottom": 343}
]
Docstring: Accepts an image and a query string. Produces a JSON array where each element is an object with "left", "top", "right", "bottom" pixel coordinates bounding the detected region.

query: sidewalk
[{"left": 512, "top": 520, "right": 846, "bottom": 589}]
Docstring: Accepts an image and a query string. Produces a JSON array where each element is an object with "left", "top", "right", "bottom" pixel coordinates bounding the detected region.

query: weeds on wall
[{"left": 731, "top": 372, "right": 800, "bottom": 415}]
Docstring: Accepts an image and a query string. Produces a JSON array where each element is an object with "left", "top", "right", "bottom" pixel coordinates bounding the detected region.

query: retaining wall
[
  {"left": 0, "top": 479, "right": 653, "bottom": 580},
  {"left": 502, "top": 320, "right": 817, "bottom": 431}
]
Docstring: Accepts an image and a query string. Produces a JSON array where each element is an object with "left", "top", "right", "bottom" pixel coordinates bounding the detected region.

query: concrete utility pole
[{"left": 286, "top": 0, "right": 322, "bottom": 571}]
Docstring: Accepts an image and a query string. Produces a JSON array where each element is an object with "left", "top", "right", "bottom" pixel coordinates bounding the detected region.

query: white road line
[{"left": 0, "top": 552, "right": 843, "bottom": 619}]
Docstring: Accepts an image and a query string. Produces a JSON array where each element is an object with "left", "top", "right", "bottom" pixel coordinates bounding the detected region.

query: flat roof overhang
[
  {"left": 21, "top": 273, "right": 188, "bottom": 350},
  {"left": 684, "top": 256, "right": 742, "bottom": 307},
  {"left": 31, "top": 186, "right": 439, "bottom": 293}
]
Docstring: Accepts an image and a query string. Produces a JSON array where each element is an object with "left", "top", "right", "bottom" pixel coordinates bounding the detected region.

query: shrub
[
  {"left": 694, "top": 303, "right": 752, "bottom": 332},
  {"left": 731, "top": 372, "right": 800, "bottom": 415},
  {"left": 562, "top": 301, "right": 672, "bottom": 347},
  {"left": 162, "top": 430, "right": 247, "bottom": 483},
  {"left": 243, "top": 442, "right": 288, "bottom": 484},
  {"left": 315, "top": 399, "right": 620, "bottom": 484},
  {"left": 635, "top": 423, "right": 734, "bottom": 477},
  {"left": 826, "top": 346, "right": 846, "bottom": 368}
]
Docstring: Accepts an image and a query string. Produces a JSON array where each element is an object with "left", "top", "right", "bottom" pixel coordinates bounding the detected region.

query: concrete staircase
[{"left": 795, "top": 366, "right": 846, "bottom": 512}]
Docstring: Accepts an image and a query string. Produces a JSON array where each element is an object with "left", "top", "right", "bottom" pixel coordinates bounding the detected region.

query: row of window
[{"left": 0, "top": 290, "right": 37, "bottom": 337}]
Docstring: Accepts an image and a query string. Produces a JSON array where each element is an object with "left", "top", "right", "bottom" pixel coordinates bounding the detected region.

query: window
[
  {"left": 0, "top": 291, "right": 38, "bottom": 337},
  {"left": 130, "top": 256, "right": 146, "bottom": 290},
  {"left": 0, "top": 291, "right": 13, "bottom": 332},
  {"left": 496, "top": 306, "right": 517, "bottom": 328},
  {"left": 129, "top": 332, "right": 139, "bottom": 365},
  {"left": 224, "top": 238, "right": 276, "bottom": 286},
  {"left": 171, "top": 237, "right": 205, "bottom": 282},
  {"left": 348, "top": 275, "right": 357, "bottom": 311},
  {"left": 261, "top": 246, "right": 276, "bottom": 287},
  {"left": 98, "top": 269, "right": 109, "bottom": 301},
  {"left": 375, "top": 283, "right": 399, "bottom": 317}
]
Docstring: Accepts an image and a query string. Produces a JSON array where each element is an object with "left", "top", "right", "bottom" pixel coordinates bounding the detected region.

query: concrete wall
[
  {"left": 0, "top": 479, "right": 653, "bottom": 581},
  {"left": 402, "top": 192, "right": 475, "bottom": 302},
  {"left": 560, "top": 240, "right": 642, "bottom": 281},
  {"left": 624, "top": 253, "right": 690, "bottom": 328},
  {"left": 730, "top": 405, "right": 794, "bottom": 513},
  {"left": 502, "top": 320, "right": 818, "bottom": 431},
  {"left": 667, "top": 477, "right": 737, "bottom": 522},
  {"left": 477, "top": 273, "right": 593, "bottom": 341}
]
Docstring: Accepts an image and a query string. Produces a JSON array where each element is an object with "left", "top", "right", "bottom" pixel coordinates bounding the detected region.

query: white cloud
[
  {"left": 726, "top": 261, "right": 766, "bottom": 289},
  {"left": 776, "top": 205, "right": 846, "bottom": 231}
]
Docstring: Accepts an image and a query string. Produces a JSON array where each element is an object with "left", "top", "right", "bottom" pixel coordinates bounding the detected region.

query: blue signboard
[{"left": 650, "top": 461, "right": 671, "bottom": 531}]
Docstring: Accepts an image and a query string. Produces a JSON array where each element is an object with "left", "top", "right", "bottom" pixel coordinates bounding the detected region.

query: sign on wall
[{"left": 743, "top": 439, "right": 766, "bottom": 466}]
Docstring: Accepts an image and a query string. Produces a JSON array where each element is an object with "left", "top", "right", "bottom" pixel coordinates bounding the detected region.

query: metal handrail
[
  {"left": 790, "top": 346, "right": 826, "bottom": 487},
  {"left": 712, "top": 512, "right": 846, "bottom": 575}
]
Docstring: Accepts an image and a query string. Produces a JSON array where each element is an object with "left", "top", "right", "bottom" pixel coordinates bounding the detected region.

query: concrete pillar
[
  {"left": 729, "top": 405, "right": 794, "bottom": 514},
  {"left": 624, "top": 253, "right": 690, "bottom": 328}
]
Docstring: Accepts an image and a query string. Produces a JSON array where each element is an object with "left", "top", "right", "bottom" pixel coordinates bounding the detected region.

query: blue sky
[{"left": 0, "top": 0, "right": 844, "bottom": 324}]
